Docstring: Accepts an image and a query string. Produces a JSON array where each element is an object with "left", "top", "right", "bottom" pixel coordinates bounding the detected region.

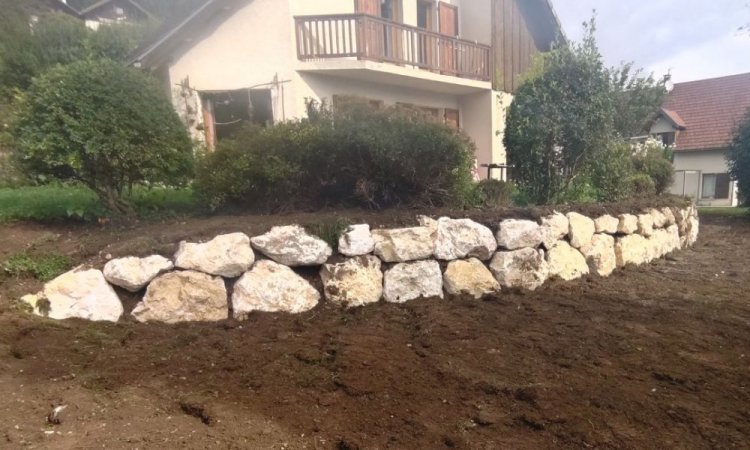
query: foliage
[
  {"left": 504, "top": 18, "right": 667, "bottom": 205},
  {"left": 632, "top": 138, "right": 675, "bottom": 195},
  {"left": 474, "top": 179, "right": 515, "bottom": 208},
  {"left": 727, "top": 108, "right": 750, "bottom": 206},
  {"left": 12, "top": 60, "right": 194, "bottom": 214},
  {"left": 305, "top": 219, "right": 351, "bottom": 252},
  {"left": 3, "top": 252, "right": 71, "bottom": 281},
  {"left": 628, "top": 173, "right": 656, "bottom": 196},
  {"left": 195, "top": 98, "right": 476, "bottom": 211}
]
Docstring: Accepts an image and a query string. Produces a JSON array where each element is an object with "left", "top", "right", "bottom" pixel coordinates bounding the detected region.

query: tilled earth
[{"left": 0, "top": 212, "right": 748, "bottom": 449}]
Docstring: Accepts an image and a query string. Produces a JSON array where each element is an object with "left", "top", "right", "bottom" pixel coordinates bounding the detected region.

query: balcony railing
[{"left": 294, "top": 14, "right": 491, "bottom": 82}]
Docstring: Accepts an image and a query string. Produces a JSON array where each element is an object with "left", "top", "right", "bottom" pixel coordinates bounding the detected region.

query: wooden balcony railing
[{"left": 294, "top": 14, "right": 491, "bottom": 82}]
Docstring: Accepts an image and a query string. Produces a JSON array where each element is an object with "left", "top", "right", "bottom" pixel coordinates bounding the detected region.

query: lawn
[
  {"left": 0, "top": 184, "right": 199, "bottom": 222},
  {"left": 698, "top": 206, "right": 749, "bottom": 217}
]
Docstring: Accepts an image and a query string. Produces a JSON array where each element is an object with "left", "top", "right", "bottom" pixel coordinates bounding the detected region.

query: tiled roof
[
  {"left": 662, "top": 72, "right": 750, "bottom": 152},
  {"left": 660, "top": 108, "right": 686, "bottom": 129}
]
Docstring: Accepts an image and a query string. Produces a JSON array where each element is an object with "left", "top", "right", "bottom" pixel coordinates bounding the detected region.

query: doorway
[
  {"left": 438, "top": 2, "right": 458, "bottom": 74},
  {"left": 355, "top": 0, "right": 403, "bottom": 61}
]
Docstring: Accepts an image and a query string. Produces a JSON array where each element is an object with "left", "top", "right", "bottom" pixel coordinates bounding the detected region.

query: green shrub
[
  {"left": 12, "top": 60, "right": 194, "bottom": 214},
  {"left": 195, "top": 99, "right": 475, "bottom": 211},
  {"left": 632, "top": 139, "right": 674, "bottom": 195},
  {"left": 474, "top": 179, "right": 515, "bottom": 208},
  {"left": 629, "top": 173, "right": 656, "bottom": 196},
  {"left": 727, "top": 108, "right": 750, "bottom": 205}
]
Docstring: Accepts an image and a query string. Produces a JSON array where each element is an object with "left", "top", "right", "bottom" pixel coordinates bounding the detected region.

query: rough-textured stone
[
  {"left": 594, "top": 215, "right": 619, "bottom": 234},
  {"left": 132, "top": 271, "right": 227, "bottom": 323},
  {"left": 41, "top": 269, "right": 123, "bottom": 322},
  {"left": 233, "top": 260, "right": 320, "bottom": 317},
  {"left": 637, "top": 214, "right": 654, "bottom": 237},
  {"left": 615, "top": 234, "right": 649, "bottom": 267},
  {"left": 618, "top": 214, "right": 639, "bottom": 234},
  {"left": 434, "top": 217, "right": 497, "bottom": 261},
  {"left": 661, "top": 207, "right": 676, "bottom": 226},
  {"left": 582, "top": 234, "right": 617, "bottom": 277},
  {"left": 251, "top": 226, "right": 332, "bottom": 267},
  {"left": 674, "top": 207, "right": 690, "bottom": 235},
  {"left": 383, "top": 260, "right": 443, "bottom": 303},
  {"left": 547, "top": 241, "right": 589, "bottom": 281},
  {"left": 540, "top": 212, "right": 569, "bottom": 249},
  {"left": 684, "top": 216, "right": 700, "bottom": 247},
  {"left": 647, "top": 228, "right": 673, "bottom": 261},
  {"left": 489, "top": 248, "right": 549, "bottom": 291},
  {"left": 666, "top": 224, "right": 681, "bottom": 253},
  {"left": 338, "top": 224, "right": 375, "bottom": 257},
  {"left": 175, "top": 233, "right": 254, "bottom": 277},
  {"left": 372, "top": 227, "right": 434, "bottom": 262},
  {"left": 649, "top": 208, "right": 668, "bottom": 228},
  {"left": 567, "top": 212, "right": 595, "bottom": 249},
  {"left": 443, "top": 258, "right": 501, "bottom": 299},
  {"left": 103, "top": 255, "right": 173, "bottom": 292},
  {"left": 496, "top": 220, "right": 543, "bottom": 250},
  {"left": 320, "top": 256, "right": 383, "bottom": 308}
]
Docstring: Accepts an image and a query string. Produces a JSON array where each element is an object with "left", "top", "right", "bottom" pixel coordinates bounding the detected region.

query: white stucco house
[
  {"left": 130, "top": 0, "right": 563, "bottom": 179},
  {"left": 53, "top": 0, "right": 155, "bottom": 29},
  {"left": 650, "top": 72, "right": 750, "bottom": 207}
]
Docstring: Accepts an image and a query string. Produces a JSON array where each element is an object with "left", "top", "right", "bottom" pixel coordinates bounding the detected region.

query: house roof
[
  {"left": 77, "top": 0, "right": 156, "bottom": 20},
  {"left": 661, "top": 72, "right": 750, "bottom": 152}
]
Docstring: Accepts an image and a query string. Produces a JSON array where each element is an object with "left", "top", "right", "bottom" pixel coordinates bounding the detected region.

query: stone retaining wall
[{"left": 21, "top": 205, "right": 700, "bottom": 323}]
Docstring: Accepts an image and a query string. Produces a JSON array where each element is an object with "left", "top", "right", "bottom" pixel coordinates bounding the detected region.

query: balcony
[{"left": 294, "top": 14, "right": 491, "bottom": 83}]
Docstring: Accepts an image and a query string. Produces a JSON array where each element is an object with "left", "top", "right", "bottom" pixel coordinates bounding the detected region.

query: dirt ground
[{"left": 0, "top": 210, "right": 748, "bottom": 449}]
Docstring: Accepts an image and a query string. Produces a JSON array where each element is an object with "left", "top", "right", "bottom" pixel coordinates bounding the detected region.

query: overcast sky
[{"left": 553, "top": 0, "right": 750, "bottom": 83}]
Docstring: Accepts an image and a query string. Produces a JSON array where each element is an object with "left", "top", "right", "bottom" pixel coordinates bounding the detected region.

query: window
[
  {"left": 659, "top": 132, "right": 675, "bottom": 147},
  {"left": 702, "top": 173, "right": 731, "bottom": 199}
]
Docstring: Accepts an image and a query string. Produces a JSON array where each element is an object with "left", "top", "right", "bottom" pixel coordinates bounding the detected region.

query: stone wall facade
[{"left": 21, "top": 205, "right": 700, "bottom": 323}]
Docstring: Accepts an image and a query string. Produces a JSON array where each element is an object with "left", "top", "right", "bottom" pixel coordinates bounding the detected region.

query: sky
[{"left": 552, "top": 0, "right": 750, "bottom": 83}]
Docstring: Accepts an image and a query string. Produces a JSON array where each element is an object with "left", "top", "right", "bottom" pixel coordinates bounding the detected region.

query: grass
[
  {"left": 698, "top": 207, "right": 750, "bottom": 217},
  {"left": 0, "top": 184, "right": 201, "bottom": 222},
  {"left": 2, "top": 252, "right": 71, "bottom": 281}
]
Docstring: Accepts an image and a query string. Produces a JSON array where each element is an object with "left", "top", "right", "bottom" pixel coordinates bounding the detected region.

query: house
[
  {"left": 131, "top": 0, "right": 564, "bottom": 179},
  {"left": 650, "top": 72, "right": 750, "bottom": 206},
  {"left": 55, "top": 0, "right": 156, "bottom": 29}
]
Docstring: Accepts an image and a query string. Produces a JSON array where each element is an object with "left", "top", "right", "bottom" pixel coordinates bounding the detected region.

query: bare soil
[{"left": 0, "top": 209, "right": 748, "bottom": 449}]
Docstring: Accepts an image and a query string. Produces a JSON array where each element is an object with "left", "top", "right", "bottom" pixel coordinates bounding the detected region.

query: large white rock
[
  {"left": 41, "top": 268, "right": 123, "bottom": 322},
  {"left": 637, "top": 214, "right": 654, "bottom": 237},
  {"left": 489, "top": 248, "right": 549, "bottom": 291},
  {"left": 383, "top": 260, "right": 443, "bottom": 303},
  {"left": 615, "top": 234, "right": 650, "bottom": 267},
  {"left": 250, "top": 226, "right": 332, "bottom": 267},
  {"left": 132, "top": 270, "right": 227, "bottom": 323},
  {"left": 546, "top": 241, "right": 589, "bottom": 281},
  {"left": 594, "top": 215, "right": 619, "bottom": 234},
  {"left": 661, "top": 207, "right": 677, "bottom": 226},
  {"left": 581, "top": 234, "right": 617, "bottom": 277},
  {"left": 618, "top": 214, "right": 639, "bottom": 234},
  {"left": 649, "top": 208, "right": 668, "bottom": 228},
  {"left": 496, "top": 219, "right": 543, "bottom": 250},
  {"left": 175, "top": 233, "right": 255, "bottom": 277},
  {"left": 647, "top": 228, "right": 673, "bottom": 261},
  {"left": 434, "top": 217, "right": 497, "bottom": 261},
  {"left": 443, "top": 258, "right": 501, "bottom": 299},
  {"left": 320, "top": 256, "right": 383, "bottom": 308},
  {"left": 372, "top": 226, "right": 434, "bottom": 262},
  {"left": 338, "top": 224, "right": 375, "bottom": 257},
  {"left": 232, "top": 260, "right": 320, "bottom": 317},
  {"left": 684, "top": 215, "right": 700, "bottom": 247},
  {"left": 540, "top": 212, "right": 569, "bottom": 249},
  {"left": 103, "top": 255, "right": 173, "bottom": 292},
  {"left": 674, "top": 207, "right": 690, "bottom": 235},
  {"left": 567, "top": 212, "right": 595, "bottom": 249}
]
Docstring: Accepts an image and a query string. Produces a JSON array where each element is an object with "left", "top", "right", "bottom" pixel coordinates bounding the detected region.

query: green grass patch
[
  {"left": 3, "top": 252, "right": 71, "bottom": 281},
  {"left": 698, "top": 207, "right": 750, "bottom": 217},
  {"left": 0, "top": 183, "right": 201, "bottom": 222}
]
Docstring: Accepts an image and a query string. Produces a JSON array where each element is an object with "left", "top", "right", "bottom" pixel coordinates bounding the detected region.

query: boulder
[
  {"left": 661, "top": 207, "right": 676, "bottom": 226},
  {"left": 618, "top": 214, "right": 639, "bottom": 234},
  {"left": 546, "top": 241, "right": 589, "bottom": 281},
  {"left": 443, "top": 258, "right": 501, "bottom": 299},
  {"left": 649, "top": 208, "right": 668, "bottom": 228},
  {"left": 338, "top": 224, "right": 375, "bottom": 257},
  {"left": 496, "top": 219, "right": 543, "bottom": 250},
  {"left": 41, "top": 268, "right": 123, "bottom": 322},
  {"left": 637, "top": 214, "right": 654, "bottom": 237},
  {"left": 615, "top": 234, "right": 649, "bottom": 267},
  {"left": 233, "top": 260, "right": 320, "bottom": 317},
  {"left": 674, "top": 207, "right": 690, "bottom": 235},
  {"left": 132, "top": 271, "right": 227, "bottom": 323},
  {"left": 684, "top": 216, "right": 700, "bottom": 247},
  {"left": 647, "top": 229, "right": 672, "bottom": 261},
  {"left": 582, "top": 234, "right": 617, "bottom": 277},
  {"left": 594, "top": 215, "right": 619, "bottom": 234},
  {"left": 320, "top": 256, "right": 383, "bottom": 308},
  {"left": 383, "top": 260, "right": 443, "bottom": 303},
  {"left": 103, "top": 255, "right": 173, "bottom": 292},
  {"left": 250, "top": 226, "right": 332, "bottom": 267},
  {"left": 434, "top": 217, "right": 497, "bottom": 261},
  {"left": 567, "top": 212, "right": 595, "bottom": 249},
  {"left": 489, "top": 248, "right": 549, "bottom": 291},
  {"left": 666, "top": 224, "right": 681, "bottom": 253},
  {"left": 175, "top": 233, "right": 254, "bottom": 277},
  {"left": 372, "top": 227, "right": 434, "bottom": 262},
  {"left": 540, "top": 212, "right": 569, "bottom": 249}
]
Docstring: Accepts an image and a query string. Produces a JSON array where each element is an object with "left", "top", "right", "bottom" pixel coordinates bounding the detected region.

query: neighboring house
[
  {"left": 650, "top": 72, "right": 750, "bottom": 207},
  {"left": 131, "top": 0, "right": 564, "bottom": 179},
  {"left": 55, "top": 0, "right": 155, "bottom": 29}
]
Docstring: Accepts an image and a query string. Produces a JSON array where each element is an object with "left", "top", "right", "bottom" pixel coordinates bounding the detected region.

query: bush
[
  {"left": 474, "top": 179, "right": 515, "bottom": 208},
  {"left": 12, "top": 60, "right": 194, "bottom": 214},
  {"left": 195, "top": 99, "right": 476, "bottom": 211},
  {"left": 727, "top": 108, "right": 750, "bottom": 205},
  {"left": 629, "top": 173, "right": 656, "bottom": 196},
  {"left": 632, "top": 138, "right": 674, "bottom": 195}
]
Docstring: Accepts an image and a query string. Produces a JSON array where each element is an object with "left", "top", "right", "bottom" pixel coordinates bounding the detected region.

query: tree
[
  {"left": 610, "top": 64, "right": 668, "bottom": 138},
  {"left": 13, "top": 60, "right": 194, "bottom": 214},
  {"left": 727, "top": 108, "right": 750, "bottom": 205}
]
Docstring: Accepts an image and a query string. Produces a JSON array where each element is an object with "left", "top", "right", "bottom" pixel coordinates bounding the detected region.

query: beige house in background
[
  {"left": 651, "top": 72, "right": 750, "bottom": 206},
  {"left": 131, "top": 0, "right": 563, "bottom": 179}
]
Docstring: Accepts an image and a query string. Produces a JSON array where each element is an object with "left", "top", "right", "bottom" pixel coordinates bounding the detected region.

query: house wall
[
  {"left": 459, "top": 90, "right": 511, "bottom": 178},
  {"left": 671, "top": 150, "right": 738, "bottom": 207},
  {"left": 492, "top": 0, "right": 542, "bottom": 93},
  {"left": 650, "top": 117, "right": 676, "bottom": 135}
]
